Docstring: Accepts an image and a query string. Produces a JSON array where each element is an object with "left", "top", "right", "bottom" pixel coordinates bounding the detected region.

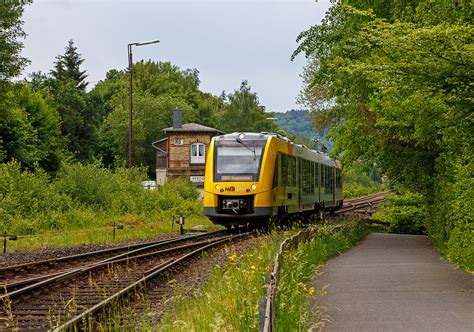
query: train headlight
[
  {"left": 238, "top": 133, "right": 245, "bottom": 140},
  {"left": 251, "top": 184, "right": 257, "bottom": 190},
  {"left": 215, "top": 184, "right": 221, "bottom": 190}
]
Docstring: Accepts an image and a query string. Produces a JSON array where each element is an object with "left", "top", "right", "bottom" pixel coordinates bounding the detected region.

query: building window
[{"left": 190, "top": 143, "right": 205, "bottom": 164}]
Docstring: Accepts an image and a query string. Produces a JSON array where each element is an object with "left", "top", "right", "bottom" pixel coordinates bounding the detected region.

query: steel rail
[
  {"left": 0, "top": 230, "right": 223, "bottom": 273},
  {"left": 337, "top": 197, "right": 387, "bottom": 214},
  {"left": 53, "top": 233, "right": 249, "bottom": 331},
  {"left": 343, "top": 191, "right": 390, "bottom": 204},
  {"left": 0, "top": 235, "right": 232, "bottom": 302},
  {"left": 0, "top": 230, "right": 225, "bottom": 286}
]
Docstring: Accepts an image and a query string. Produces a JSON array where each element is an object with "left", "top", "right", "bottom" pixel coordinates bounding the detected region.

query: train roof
[{"left": 215, "top": 132, "right": 339, "bottom": 168}]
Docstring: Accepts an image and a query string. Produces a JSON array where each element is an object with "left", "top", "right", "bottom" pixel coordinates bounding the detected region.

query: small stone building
[{"left": 153, "top": 109, "right": 223, "bottom": 188}]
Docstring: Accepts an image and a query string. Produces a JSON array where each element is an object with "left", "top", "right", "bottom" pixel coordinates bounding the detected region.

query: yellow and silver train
[{"left": 204, "top": 132, "right": 343, "bottom": 227}]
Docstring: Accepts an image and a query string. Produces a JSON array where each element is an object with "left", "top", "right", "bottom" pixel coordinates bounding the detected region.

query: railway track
[
  {"left": 337, "top": 191, "right": 389, "bottom": 214},
  {"left": 0, "top": 230, "right": 249, "bottom": 330},
  {"left": 0, "top": 230, "right": 227, "bottom": 290}
]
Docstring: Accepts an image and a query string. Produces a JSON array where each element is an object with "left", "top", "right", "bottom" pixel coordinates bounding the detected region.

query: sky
[{"left": 21, "top": 0, "right": 331, "bottom": 113}]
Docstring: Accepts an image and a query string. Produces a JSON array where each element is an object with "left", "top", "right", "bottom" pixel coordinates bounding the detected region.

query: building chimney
[{"left": 173, "top": 108, "right": 182, "bottom": 129}]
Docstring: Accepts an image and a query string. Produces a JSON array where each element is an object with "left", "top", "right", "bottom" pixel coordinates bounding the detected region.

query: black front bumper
[{"left": 204, "top": 206, "right": 274, "bottom": 226}]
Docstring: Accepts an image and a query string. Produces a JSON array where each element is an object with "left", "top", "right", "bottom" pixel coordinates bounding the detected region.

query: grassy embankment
[
  {"left": 0, "top": 162, "right": 214, "bottom": 251},
  {"left": 159, "top": 222, "right": 372, "bottom": 331}
]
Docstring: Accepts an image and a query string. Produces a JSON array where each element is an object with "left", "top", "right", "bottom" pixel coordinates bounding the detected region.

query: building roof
[{"left": 163, "top": 123, "right": 224, "bottom": 134}]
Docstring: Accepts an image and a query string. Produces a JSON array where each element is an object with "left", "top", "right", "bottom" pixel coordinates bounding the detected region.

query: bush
[
  {"left": 374, "top": 192, "right": 426, "bottom": 235},
  {"left": 430, "top": 157, "right": 473, "bottom": 270},
  {"left": 0, "top": 161, "right": 203, "bottom": 235},
  {"left": 0, "top": 161, "right": 73, "bottom": 234}
]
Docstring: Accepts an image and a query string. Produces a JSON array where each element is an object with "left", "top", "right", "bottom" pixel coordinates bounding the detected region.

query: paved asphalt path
[{"left": 311, "top": 233, "right": 473, "bottom": 331}]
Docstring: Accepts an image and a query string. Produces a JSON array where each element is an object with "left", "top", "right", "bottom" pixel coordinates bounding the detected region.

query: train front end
[{"left": 204, "top": 133, "right": 274, "bottom": 227}]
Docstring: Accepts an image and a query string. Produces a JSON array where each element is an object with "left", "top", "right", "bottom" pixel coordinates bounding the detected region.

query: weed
[{"left": 2, "top": 291, "right": 14, "bottom": 328}]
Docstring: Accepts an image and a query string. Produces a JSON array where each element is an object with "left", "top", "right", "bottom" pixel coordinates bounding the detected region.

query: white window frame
[{"left": 190, "top": 143, "right": 205, "bottom": 164}]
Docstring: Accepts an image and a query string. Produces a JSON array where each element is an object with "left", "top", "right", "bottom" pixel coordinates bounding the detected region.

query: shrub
[
  {"left": 0, "top": 161, "right": 73, "bottom": 234},
  {"left": 0, "top": 161, "right": 203, "bottom": 236},
  {"left": 374, "top": 192, "right": 426, "bottom": 235}
]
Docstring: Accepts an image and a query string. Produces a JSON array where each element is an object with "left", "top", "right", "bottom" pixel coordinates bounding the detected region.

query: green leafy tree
[
  {"left": 94, "top": 61, "right": 229, "bottom": 169},
  {"left": 53, "top": 82, "right": 99, "bottom": 162},
  {"left": 0, "top": 1, "right": 30, "bottom": 82},
  {"left": 217, "top": 80, "right": 276, "bottom": 133},
  {"left": 102, "top": 92, "right": 197, "bottom": 168},
  {"left": 294, "top": 0, "right": 473, "bottom": 268},
  {"left": 0, "top": 84, "right": 63, "bottom": 172}
]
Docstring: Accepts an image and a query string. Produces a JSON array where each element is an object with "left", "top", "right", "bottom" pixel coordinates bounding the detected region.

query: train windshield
[{"left": 215, "top": 140, "right": 267, "bottom": 182}]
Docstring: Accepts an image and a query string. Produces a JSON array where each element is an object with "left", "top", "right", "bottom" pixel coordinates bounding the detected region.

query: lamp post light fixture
[
  {"left": 127, "top": 39, "right": 160, "bottom": 168},
  {"left": 266, "top": 117, "right": 278, "bottom": 133}
]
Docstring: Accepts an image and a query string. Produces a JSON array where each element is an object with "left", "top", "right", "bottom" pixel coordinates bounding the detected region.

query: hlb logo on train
[{"left": 224, "top": 186, "right": 247, "bottom": 192}]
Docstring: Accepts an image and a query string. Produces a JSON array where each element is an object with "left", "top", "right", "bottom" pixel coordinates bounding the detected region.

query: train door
[{"left": 332, "top": 167, "right": 336, "bottom": 205}]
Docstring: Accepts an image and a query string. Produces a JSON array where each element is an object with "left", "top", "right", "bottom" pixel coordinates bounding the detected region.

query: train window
[
  {"left": 289, "top": 156, "right": 297, "bottom": 187},
  {"left": 302, "top": 159, "right": 314, "bottom": 195},
  {"left": 324, "top": 165, "right": 327, "bottom": 192},
  {"left": 321, "top": 165, "right": 325, "bottom": 190},
  {"left": 330, "top": 168, "right": 334, "bottom": 193},
  {"left": 325, "top": 166, "right": 334, "bottom": 194},
  {"left": 281, "top": 154, "right": 296, "bottom": 187},
  {"left": 281, "top": 154, "right": 288, "bottom": 186},
  {"left": 316, "top": 163, "right": 320, "bottom": 189},
  {"left": 273, "top": 155, "right": 279, "bottom": 188},
  {"left": 214, "top": 139, "right": 267, "bottom": 182},
  {"left": 302, "top": 160, "right": 309, "bottom": 194}
]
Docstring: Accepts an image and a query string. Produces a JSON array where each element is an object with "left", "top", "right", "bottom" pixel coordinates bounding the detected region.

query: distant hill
[{"left": 275, "top": 109, "right": 332, "bottom": 151}]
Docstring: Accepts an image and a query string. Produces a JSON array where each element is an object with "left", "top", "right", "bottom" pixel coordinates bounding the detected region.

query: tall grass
[{"left": 159, "top": 234, "right": 287, "bottom": 331}]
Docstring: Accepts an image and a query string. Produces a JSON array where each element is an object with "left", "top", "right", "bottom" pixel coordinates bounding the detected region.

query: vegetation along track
[
  {"left": 0, "top": 230, "right": 248, "bottom": 330},
  {"left": 0, "top": 192, "right": 387, "bottom": 330}
]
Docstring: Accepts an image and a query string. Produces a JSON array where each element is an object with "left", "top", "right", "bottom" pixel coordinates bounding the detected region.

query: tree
[
  {"left": 94, "top": 61, "right": 225, "bottom": 169},
  {"left": 51, "top": 39, "right": 88, "bottom": 90},
  {"left": 217, "top": 81, "right": 276, "bottom": 133},
  {"left": 0, "top": 1, "right": 30, "bottom": 82},
  {"left": 44, "top": 40, "right": 100, "bottom": 162},
  {"left": 53, "top": 81, "right": 99, "bottom": 163},
  {"left": 294, "top": 0, "right": 473, "bottom": 268},
  {"left": 0, "top": 84, "right": 63, "bottom": 172}
]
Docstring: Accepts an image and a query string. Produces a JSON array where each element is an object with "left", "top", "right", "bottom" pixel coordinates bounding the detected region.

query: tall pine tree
[
  {"left": 51, "top": 39, "right": 88, "bottom": 90},
  {"left": 50, "top": 39, "right": 98, "bottom": 162}
]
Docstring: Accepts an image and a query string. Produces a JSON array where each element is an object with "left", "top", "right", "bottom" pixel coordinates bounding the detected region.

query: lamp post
[
  {"left": 128, "top": 39, "right": 160, "bottom": 168},
  {"left": 266, "top": 117, "right": 278, "bottom": 133}
]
